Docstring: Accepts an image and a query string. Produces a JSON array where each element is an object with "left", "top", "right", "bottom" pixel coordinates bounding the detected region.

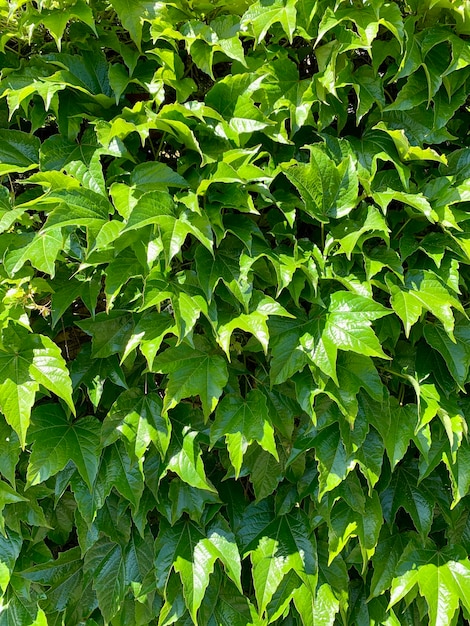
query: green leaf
[
  {"left": 324, "top": 292, "right": 391, "bottom": 358},
  {"left": 0, "top": 530, "right": 22, "bottom": 594},
  {"left": 0, "top": 327, "right": 74, "bottom": 446},
  {"left": 424, "top": 318, "right": 470, "bottom": 389},
  {"left": 76, "top": 311, "right": 134, "bottom": 359},
  {"left": 0, "top": 481, "right": 28, "bottom": 531},
  {"left": 165, "top": 479, "right": 221, "bottom": 525},
  {"left": 268, "top": 315, "right": 310, "bottom": 385},
  {"left": 99, "top": 441, "right": 144, "bottom": 510},
  {"left": 374, "top": 122, "right": 448, "bottom": 164},
  {"left": 26, "top": 404, "right": 101, "bottom": 490},
  {"left": 151, "top": 336, "right": 228, "bottom": 419},
  {"left": 120, "top": 310, "right": 176, "bottom": 368},
  {"left": 195, "top": 240, "right": 252, "bottom": 306},
  {"left": 370, "top": 529, "right": 407, "bottom": 598},
  {"left": 129, "top": 162, "right": 188, "bottom": 191},
  {"left": 247, "top": 445, "right": 284, "bottom": 502},
  {"left": 381, "top": 462, "right": 435, "bottom": 536},
  {"left": 386, "top": 273, "right": 422, "bottom": 337},
  {"left": 212, "top": 578, "right": 261, "bottom": 626},
  {"left": 83, "top": 537, "right": 126, "bottom": 622},
  {"left": 0, "top": 419, "right": 21, "bottom": 486},
  {"left": 123, "top": 191, "right": 212, "bottom": 262},
  {"left": 109, "top": 0, "right": 157, "bottom": 49},
  {"left": 43, "top": 189, "right": 112, "bottom": 229},
  {"left": 302, "top": 293, "right": 391, "bottom": 382},
  {"left": 211, "top": 390, "right": 278, "bottom": 477},
  {"left": 4, "top": 229, "right": 63, "bottom": 277},
  {"left": 0, "top": 130, "right": 40, "bottom": 176},
  {"left": 155, "top": 516, "right": 242, "bottom": 622},
  {"left": 314, "top": 424, "right": 354, "bottom": 500},
  {"left": 22, "top": 547, "right": 84, "bottom": 613},
  {"left": 351, "top": 65, "right": 385, "bottom": 123},
  {"left": 165, "top": 416, "right": 216, "bottom": 493},
  {"left": 443, "top": 440, "right": 470, "bottom": 508},
  {"left": 328, "top": 490, "right": 382, "bottom": 567},
  {"left": 405, "top": 269, "right": 464, "bottom": 338},
  {"left": 241, "top": 0, "right": 297, "bottom": 44},
  {"left": 284, "top": 147, "right": 358, "bottom": 222},
  {"left": 102, "top": 388, "right": 171, "bottom": 460},
  {"left": 294, "top": 582, "right": 339, "bottom": 626},
  {"left": 389, "top": 546, "right": 470, "bottom": 626},
  {"left": 216, "top": 293, "right": 294, "bottom": 356},
  {"left": 40, "top": 131, "right": 106, "bottom": 196},
  {"left": 239, "top": 507, "right": 317, "bottom": 616}
]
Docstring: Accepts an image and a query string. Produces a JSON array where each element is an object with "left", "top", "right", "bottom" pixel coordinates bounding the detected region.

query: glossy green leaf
[
  {"left": 26, "top": 404, "right": 101, "bottom": 490},
  {"left": 381, "top": 462, "right": 435, "bottom": 536},
  {"left": 0, "top": 130, "right": 40, "bottom": 175},
  {"left": 284, "top": 147, "right": 358, "bottom": 222},
  {"left": 211, "top": 390, "right": 278, "bottom": 477},
  {"left": 389, "top": 546, "right": 470, "bottom": 626},
  {"left": 102, "top": 388, "right": 171, "bottom": 459},
  {"left": 0, "top": 327, "right": 74, "bottom": 446},
  {"left": 151, "top": 336, "right": 228, "bottom": 418},
  {"left": 166, "top": 418, "right": 216, "bottom": 493}
]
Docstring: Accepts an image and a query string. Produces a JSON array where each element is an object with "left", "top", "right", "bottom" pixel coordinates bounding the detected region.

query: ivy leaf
[
  {"left": 314, "top": 424, "right": 355, "bottom": 501},
  {"left": 155, "top": 516, "right": 242, "bottom": 622},
  {"left": 424, "top": 319, "right": 470, "bottom": 389},
  {"left": 102, "top": 388, "right": 171, "bottom": 460},
  {"left": 0, "top": 327, "right": 74, "bottom": 446},
  {"left": 386, "top": 273, "right": 422, "bottom": 337},
  {"left": 381, "top": 401, "right": 416, "bottom": 469},
  {"left": 4, "top": 229, "right": 63, "bottom": 277},
  {"left": 165, "top": 416, "right": 216, "bottom": 493},
  {"left": 129, "top": 161, "right": 188, "bottom": 191},
  {"left": 217, "top": 293, "right": 294, "bottom": 356},
  {"left": 99, "top": 441, "right": 144, "bottom": 511},
  {"left": 211, "top": 390, "right": 278, "bottom": 478},
  {"left": 301, "top": 293, "right": 391, "bottom": 383},
  {"left": 22, "top": 547, "right": 84, "bottom": 613},
  {"left": 83, "top": 537, "right": 126, "bottom": 622},
  {"left": 40, "top": 131, "right": 106, "bottom": 195},
  {"left": 0, "top": 130, "right": 40, "bottom": 175},
  {"left": 239, "top": 506, "right": 317, "bottom": 616},
  {"left": 0, "top": 482, "right": 28, "bottom": 533},
  {"left": 389, "top": 545, "right": 470, "bottom": 626},
  {"left": 370, "top": 529, "right": 407, "bottom": 598},
  {"left": 284, "top": 147, "right": 358, "bottom": 222},
  {"left": 323, "top": 292, "right": 391, "bottom": 360},
  {"left": 109, "top": 0, "right": 156, "bottom": 49},
  {"left": 0, "top": 530, "right": 22, "bottom": 594},
  {"left": 241, "top": 0, "right": 297, "bottom": 44},
  {"left": 211, "top": 577, "right": 262, "bottom": 626},
  {"left": 351, "top": 65, "right": 385, "bottom": 123},
  {"left": 268, "top": 315, "right": 310, "bottom": 386},
  {"left": 120, "top": 310, "right": 176, "bottom": 369},
  {"left": 76, "top": 311, "right": 134, "bottom": 359},
  {"left": 381, "top": 462, "right": 435, "bottom": 536},
  {"left": 164, "top": 479, "right": 221, "bottom": 525},
  {"left": 294, "top": 582, "right": 339, "bottom": 626},
  {"left": 26, "top": 404, "right": 101, "bottom": 490},
  {"left": 405, "top": 269, "right": 463, "bottom": 338},
  {"left": 0, "top": 419, "right": 21, "bottom": 486},
  {"left": 195, "top": 240, "right": 252, "bottom": 306},
  {"left": 328, "top": 491, "right": 382, "bottom": 567},
  {"left": 151, "top": 336, "right": 228, "bottom": 419},
  {"left": 247, "top": 445, "right": 284, "bottom": 502},
  {"left": 43, "top": 188, "right": 113, "bottom": 229}
]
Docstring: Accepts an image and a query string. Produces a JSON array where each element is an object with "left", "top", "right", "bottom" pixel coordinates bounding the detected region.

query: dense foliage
[{"left": 0, "top": 0, "right": 470, "bottom": 623}]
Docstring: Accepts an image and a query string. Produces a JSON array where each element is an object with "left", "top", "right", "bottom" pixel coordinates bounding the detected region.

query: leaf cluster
[{"left": 0, "top": 0, "right": 470, "bottom": 624}]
